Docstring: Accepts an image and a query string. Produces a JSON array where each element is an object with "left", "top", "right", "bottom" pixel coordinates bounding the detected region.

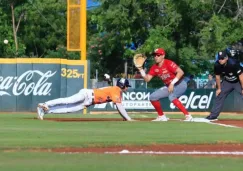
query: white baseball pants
[{"left": 45, "top": 89, "right": 94, "bottom": 114}]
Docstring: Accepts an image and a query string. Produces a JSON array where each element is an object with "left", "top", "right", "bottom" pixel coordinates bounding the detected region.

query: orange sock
[
  {"left": 172, "top": 99, "right": 189, "bottom": 115},
  {"left": 150, "top": 100, "right": 164, "bottom": 116}
]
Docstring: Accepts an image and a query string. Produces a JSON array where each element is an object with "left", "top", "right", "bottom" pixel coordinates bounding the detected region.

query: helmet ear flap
[{"left": 116, "top": 78, "right": 131, "bottom": 89}]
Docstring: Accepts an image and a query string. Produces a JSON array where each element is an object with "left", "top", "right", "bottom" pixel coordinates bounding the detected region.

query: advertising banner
[
  {"left": 0, "top": 58, "right": 89, "bottom": 112},
  {"left": 89, "top": 88, "right": 243, "bottom": 112},
  {"left": 0, "top": 58, "right": 242, "bottom": 113}
]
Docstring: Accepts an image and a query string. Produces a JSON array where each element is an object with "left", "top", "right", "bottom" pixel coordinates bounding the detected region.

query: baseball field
[{"left": 1, "top": 112, "right": 243, "bottom": 171}]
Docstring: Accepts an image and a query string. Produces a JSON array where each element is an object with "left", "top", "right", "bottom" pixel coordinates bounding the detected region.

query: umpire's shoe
[{"left": 205, "top": 115, "right": 218, "bottom": 121}]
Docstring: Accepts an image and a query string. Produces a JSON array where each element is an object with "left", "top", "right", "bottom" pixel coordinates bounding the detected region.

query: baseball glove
[{"left": 133, "top": 54, "right": 147, "bottom": 69}]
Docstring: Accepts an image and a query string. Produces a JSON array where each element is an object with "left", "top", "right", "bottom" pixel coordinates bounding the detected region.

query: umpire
[{"left": 206, "top": 50, "right": 243, "bottom": 121}]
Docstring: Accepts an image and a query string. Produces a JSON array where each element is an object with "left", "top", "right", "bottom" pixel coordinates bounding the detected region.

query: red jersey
[
  {"left": 148, "top": 59, "right": 178, "bottom": 86},
  {"left": 93, "top": 86, "right": 122, "bottom": 104}
]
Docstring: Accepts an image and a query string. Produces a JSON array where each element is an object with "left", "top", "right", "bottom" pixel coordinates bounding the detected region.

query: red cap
[{"left": 153, "top": 48, "right": 166, "bottom": 56}]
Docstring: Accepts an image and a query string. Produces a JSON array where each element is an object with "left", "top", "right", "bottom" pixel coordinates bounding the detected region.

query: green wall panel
[{"left": 0, "top": 59, "right": 89, "bottom": 112}]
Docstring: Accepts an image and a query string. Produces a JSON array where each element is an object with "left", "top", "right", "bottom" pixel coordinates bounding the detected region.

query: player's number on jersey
[{"left": 61, "top": 68, "right": 82, "bottom": 78}]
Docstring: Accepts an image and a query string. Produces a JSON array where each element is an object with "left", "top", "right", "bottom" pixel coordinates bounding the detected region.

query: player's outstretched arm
[{"left": 115, "top": 103, "right": 134, "bottom": 121}]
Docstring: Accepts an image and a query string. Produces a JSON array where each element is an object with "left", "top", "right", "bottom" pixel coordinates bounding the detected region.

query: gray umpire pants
[
  {"left": 149, "top": 80, "right": 187, "bottom": 102},
  {"left": 210, "top": 81, "right": 243, "bottom": 118}
]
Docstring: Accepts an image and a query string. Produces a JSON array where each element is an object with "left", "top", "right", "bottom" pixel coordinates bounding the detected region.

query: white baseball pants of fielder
[
  {"left": 45, "top": 89, "right": 93, "bottom": 114},
  {"left": 149, "top": 80, "right": 187, "bottom": 102}
]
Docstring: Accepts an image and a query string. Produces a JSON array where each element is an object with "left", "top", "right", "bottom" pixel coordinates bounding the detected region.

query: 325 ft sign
[{"left": 61, "top": 68, "right": 84, "bottom": 78}]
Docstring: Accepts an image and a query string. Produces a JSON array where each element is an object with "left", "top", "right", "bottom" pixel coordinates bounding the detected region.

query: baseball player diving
[{"left": 37, "top": 78, "right": 134, "bottom": 121}]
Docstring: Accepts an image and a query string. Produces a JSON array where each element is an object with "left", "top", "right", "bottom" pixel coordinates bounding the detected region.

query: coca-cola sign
[{"left": 0, "top": 70, "right": 56, "bottom": 96}]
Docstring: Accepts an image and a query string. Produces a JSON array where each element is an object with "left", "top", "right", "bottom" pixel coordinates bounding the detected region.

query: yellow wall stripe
[
  {"left": 0, "top": 58, "right": 86, "bottom": 65},
  {"left": 84, "top": 60, "right": 87, "bottom": 88},
  {"left": 83, "top": 60, "right": 88, "bottom": 114}
]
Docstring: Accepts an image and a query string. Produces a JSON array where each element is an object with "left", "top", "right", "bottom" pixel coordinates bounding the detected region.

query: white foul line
[
  {"left": 105, "top": 150, "right": 243, "bottom": 155},
  {"left": 192, "top": 118, "right": 241, "bottom": 128},
  {"left": 207, "top": 122, "right": 241, "bottom": 128}
]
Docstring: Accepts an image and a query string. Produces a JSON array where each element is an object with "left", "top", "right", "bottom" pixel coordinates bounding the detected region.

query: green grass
[
  {"left": 1, "top": 152, "right": 243, "bottom": 171},
  {"left": 1, "top": 112, "right": 243, "bottom": 170}
]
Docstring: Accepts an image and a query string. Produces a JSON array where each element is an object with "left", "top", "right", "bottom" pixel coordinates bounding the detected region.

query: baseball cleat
[
  {"left": 205, "top": 115, "right": 218, "bottom": 121},
  {"left": 152, "top": 115, "right": 168, "bottom": 121},
  {"left": 37, "top": 107, "right": 45, "bottom": 120},
  {"left": 184, "top": 114, "right": 193, "bottom": 122}
]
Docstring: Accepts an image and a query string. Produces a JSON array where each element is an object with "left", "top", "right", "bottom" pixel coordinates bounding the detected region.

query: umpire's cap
[
  {"left": 152, "top": 48, "right": 166, "bottom": 56},
  {"left": 116, "top": 78, "right": 131, "bottom": 89},
  {"left": 217, "top": 50, "right": 228, "bottom": 60}
]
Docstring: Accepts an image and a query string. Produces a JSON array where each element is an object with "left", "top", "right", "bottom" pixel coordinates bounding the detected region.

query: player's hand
[
  {"left": 241, "top": 89, "right": 243, "bottom": 96},
  {"left": 216, "top": 89, "right": 221, "bottom": 96},
  {"left": 168, "top": 84, "right": 174, "bottom": 93}
]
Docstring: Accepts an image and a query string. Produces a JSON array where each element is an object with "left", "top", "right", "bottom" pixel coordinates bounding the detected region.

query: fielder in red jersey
[
  {"left": 138, "top": 48, "right": 193, "bottom": 121},
  {"left": 148, "top": 59, "right": 179, "bottom": 86}
]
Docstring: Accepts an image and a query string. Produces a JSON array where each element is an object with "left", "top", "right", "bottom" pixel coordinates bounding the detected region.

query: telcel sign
[
  {"left": 92, "top": 90, "right": 215, "bottom": 111},
  {"left": 170, "top": 92, "right": 214, "bottom": 109}
]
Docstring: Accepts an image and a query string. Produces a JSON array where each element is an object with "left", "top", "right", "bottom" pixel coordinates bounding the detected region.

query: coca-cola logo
[{"left": 0, "top": 70, "right": 56, "bottom": 96}]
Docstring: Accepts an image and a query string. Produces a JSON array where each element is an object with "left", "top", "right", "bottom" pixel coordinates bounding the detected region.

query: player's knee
[
  {"left": 149, "top": 94, "right": 159, "bottom": 101},
  {"left": 168, "top": 96, "right": 176, "bottom": 102},
  {"left": 79, "top": 89, "right": 86, "bottom": 94}
]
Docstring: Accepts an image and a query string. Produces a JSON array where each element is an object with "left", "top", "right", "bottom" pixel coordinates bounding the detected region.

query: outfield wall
[
  {"left": 0, "top": 58, "right": 90, "bottom": 112},
  {"left": 0, "top": 58, "right": 242, "bottom": 112}
]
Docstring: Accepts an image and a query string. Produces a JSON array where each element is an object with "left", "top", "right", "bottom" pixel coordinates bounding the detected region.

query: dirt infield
[
  {"left": 44, "top": 118, "right": 243, "bottom": 128},
  {"left": 214, "top": 120, "right": 243, "bottom": 127},
  {"left": 23, "top": 144, "right": 243, "bottom": 157},
  {"left": 33, "top": 118, "right": 243, "bottom": 156}
]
